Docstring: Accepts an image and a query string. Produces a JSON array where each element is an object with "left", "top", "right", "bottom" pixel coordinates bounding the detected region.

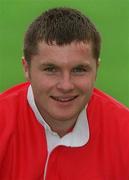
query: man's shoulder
[
  {"left": 87, "top": 88, "right": 129, "bottom": 138},
  {"left": 0, "top": 82, "right": 30, "bottom": 132},
  {"left": 0, "top": 82, "right": 30, "bottom": 106},
  {"left": 88, "top": 88, "right": 129, "bottom": 115},
  {"left": 0, "top": 82, "right": 30, "bottom": 99}
]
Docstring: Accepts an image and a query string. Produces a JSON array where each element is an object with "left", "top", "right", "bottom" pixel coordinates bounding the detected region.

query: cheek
[
  {"left": 76, "top": 78, "right": 94, "bottom": 93},
  {"left": 31, "top": 75, "right": 57, "bottom": 94}
]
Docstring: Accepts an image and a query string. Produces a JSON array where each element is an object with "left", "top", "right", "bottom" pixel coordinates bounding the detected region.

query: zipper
[{"left": 43, "top": 152, "right": 50, "bottom": 180}]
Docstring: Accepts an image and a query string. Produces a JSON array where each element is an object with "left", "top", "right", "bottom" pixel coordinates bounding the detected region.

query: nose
[{"left": 56, "top": 73, "right": 74, "bottom": 92}]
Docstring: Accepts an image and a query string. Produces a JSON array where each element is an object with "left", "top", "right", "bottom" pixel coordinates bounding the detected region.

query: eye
[
  {"left": 42, "top": 64, "right": 60, "bottom": 75},
  {"left": 44, "top": 66, "right": 57, "bottom": 72},
  {"left": 73, "top": 67, "right": 86, "bottom": 72},
  {"left": 72, "top": 65, "right": 88, "bottom": 75}
]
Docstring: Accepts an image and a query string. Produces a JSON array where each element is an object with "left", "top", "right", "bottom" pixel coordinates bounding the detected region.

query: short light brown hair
[{"left": 23, "top": 7, "right": 101, "bottom": 63}]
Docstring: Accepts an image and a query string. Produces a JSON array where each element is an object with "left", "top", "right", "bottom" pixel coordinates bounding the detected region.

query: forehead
[
  {"left": 32, "top": 41, "right": 94, "bottom": 66},
  {"left": 38, "top": 41, "right": 92, "bottom": 54}
]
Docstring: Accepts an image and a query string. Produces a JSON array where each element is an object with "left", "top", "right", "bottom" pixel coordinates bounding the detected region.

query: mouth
[{"left": 50, "top": 95, "right": 78, "bottom": 102}]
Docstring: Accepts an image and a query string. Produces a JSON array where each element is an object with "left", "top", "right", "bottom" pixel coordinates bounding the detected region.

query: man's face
[{"left": 23, "top": 41, "right": 99, "bottom": 125}]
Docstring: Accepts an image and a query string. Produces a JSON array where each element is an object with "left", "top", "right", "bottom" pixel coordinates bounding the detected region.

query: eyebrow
[
  {"left": 73, "top": 63, "right": 92, "bottom": 69},
  {"left": 74, "top": 64, "right": 90, "bottom": 67},
  {"left": 39, "top": 63, "right": 57, "bottom": 67},
  {"left": 38, "top": 63, "right": 59, "bottom": 71},
  {"left": 38, "top": 61, "right": 92, "bottom": 69}
]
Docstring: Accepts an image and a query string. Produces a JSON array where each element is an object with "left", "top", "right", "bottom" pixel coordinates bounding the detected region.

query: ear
[
  {"left": 96, "top": 58, "right": 101, "bottom": 69},
  {"left": 22, "top": 57, "right": 30, "bottom": 81},
  {"left": 95, "top": 58, "right": 101, "bottom": 80}
]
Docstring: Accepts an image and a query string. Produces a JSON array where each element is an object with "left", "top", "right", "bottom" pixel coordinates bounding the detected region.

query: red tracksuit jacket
[{"left": 0, "top": 82, "right": 129, "bottom": 180}]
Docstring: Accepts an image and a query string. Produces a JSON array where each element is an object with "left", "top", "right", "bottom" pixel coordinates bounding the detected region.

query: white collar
[{"left": 27, "top": 85, "right": 89, "bottom": 148}]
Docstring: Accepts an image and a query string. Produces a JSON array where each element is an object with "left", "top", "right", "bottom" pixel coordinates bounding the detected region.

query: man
[{"left": 0, "top": 7, "right": 129, "bottom": 180}]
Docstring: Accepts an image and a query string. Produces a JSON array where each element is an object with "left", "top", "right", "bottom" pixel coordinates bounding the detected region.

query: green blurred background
[{"left": 0, "top": 0, "right": 129, "bottom": 107}]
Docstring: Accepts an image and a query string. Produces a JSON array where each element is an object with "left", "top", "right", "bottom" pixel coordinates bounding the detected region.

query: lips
[{"left": 50, "top": 95, "right": 78, "bottom": 102}]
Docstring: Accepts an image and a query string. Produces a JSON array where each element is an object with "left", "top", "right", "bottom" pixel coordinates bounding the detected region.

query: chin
[{"left": 51, "top": 111, "right": 80, "bottom": 122}]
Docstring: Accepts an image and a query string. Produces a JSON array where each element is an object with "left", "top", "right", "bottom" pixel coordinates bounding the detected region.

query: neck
[
  {"left": 47, "top": 119, "right": 76, "bottom": 137},
  {"left": 40, "top": 111, "right": 78, "bottom": 137}
]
